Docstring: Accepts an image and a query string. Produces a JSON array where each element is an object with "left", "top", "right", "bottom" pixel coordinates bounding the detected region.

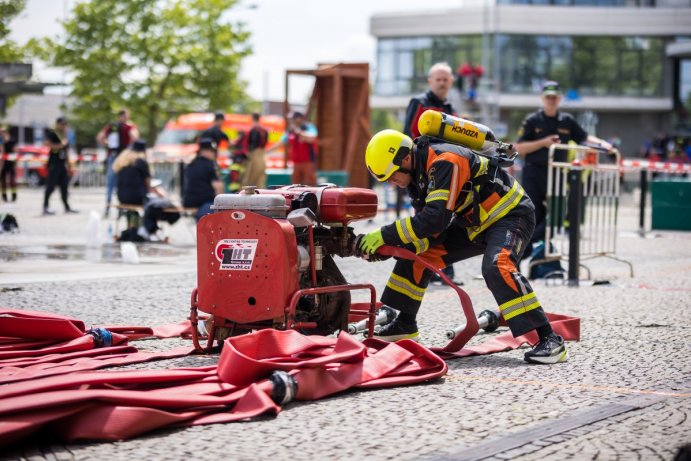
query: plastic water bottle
[
  {"left": 85, "top": 211, "right": 102, "bottom": 248},
  {"left": 120, "top": 241, "right": 140, "bottom": 264},
  {"left": 106, "top": 223, "right": 113, "bottom": 242}
]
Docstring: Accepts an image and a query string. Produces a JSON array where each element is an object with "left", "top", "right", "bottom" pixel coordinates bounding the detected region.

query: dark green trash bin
[
  {"left": 316, "top": 170, "right": 349, "bottom": 186},
  {"left": 266, "top": 169, "right": 292, "bottom": 187},
  {"left": 651, "top": 179, "right": 691, "bottom": 231},
  {"left": 266, "top": 169, "right": 349, "bottom": 187}
]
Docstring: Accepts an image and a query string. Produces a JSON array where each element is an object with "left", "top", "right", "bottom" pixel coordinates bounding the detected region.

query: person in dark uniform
[
  {"left": 358, "top": 129, "right": 568, "bottom": 364},
  {"left": 182, "top": 138, "right": 224, "bottom": 221},
  {"left": 0, "top": 127, "right": 18, "bottom": 202},
  {"left": 515, "top": 81, "right": 612, "bottom": 253},
  {"left": 200, "top": 112, "right": 230, "bottom": 148},
  {"left": 43, "top": 117, "right": 77, "bottom": 215},
  {"left": 403, "top": 62, "right": 461, "bottom": 285}
]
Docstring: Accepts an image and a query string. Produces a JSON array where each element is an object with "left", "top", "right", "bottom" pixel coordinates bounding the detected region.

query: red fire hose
[
  {"left": 375, "top": 246, "right": 580, "bottom": 358},
  {"left": 0, "top": 248, "right": 579, "bottom": 447},
  {"left": 0, "top": 329, "right": 445, "bottom": 445}
]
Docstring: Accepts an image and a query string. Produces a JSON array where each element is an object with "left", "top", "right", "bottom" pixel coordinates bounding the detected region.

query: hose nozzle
[
  {"left": 347, "top": 305, "right": 398, "bottom": 335},
  {"left": 445, "top": 309, "right": 500, "bottom": 339}
]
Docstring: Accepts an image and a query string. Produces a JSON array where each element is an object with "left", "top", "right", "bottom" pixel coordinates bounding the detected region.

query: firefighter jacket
[{"left": 380, "top": 138, "right": 531, "bottom": 250}]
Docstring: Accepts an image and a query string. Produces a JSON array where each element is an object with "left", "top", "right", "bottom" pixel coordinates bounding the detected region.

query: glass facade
[
  {"left": 375, "top": 36, "right": 484, "bottom": 96},
  {"left": 498, "top": 35, "right": 666, "bottom": 97},
  {"left": 681, "top": 59, "right": 691, "bottom": 110},
  {"left": 375, "top": 34, "right": 667, "bottom": 98}
]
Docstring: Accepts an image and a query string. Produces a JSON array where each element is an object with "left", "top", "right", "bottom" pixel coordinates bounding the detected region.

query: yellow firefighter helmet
[{"left": 365, "top": 129, "right": 413, "bottom": 182}]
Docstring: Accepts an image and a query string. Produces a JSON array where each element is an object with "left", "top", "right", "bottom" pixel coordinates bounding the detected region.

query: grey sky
[{"left": 9, "top": 0, "right": 429, "bottom": 104}]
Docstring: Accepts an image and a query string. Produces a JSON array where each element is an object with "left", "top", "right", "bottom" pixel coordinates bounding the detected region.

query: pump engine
[{"left": 190, "top": 185, "right": 379, "bottom": 351}]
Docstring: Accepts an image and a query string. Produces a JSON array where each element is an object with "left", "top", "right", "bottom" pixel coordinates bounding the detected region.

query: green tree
[
  {"left": 36, "top": 0, "right": 252, "bottom": 145},
  {"left": 0, "top": 0, "right": 28, "bottom": 116},
  {"left": 0, "top": 0, "right": 26, "bottom": 62}
]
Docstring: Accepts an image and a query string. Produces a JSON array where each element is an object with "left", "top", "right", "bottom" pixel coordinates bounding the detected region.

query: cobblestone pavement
[{"left": 1, "top": 187, "right": 690, "bottom": 460}]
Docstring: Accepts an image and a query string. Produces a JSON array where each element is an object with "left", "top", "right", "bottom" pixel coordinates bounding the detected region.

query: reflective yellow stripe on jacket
[
  {"left": 395, "top": 218, "right": 419, "bottom": 244},
  {"left": 411, "top": 238, "right": 430, "bottom": 255},
  {"left": 394, "top": 218, "right": 430, "bottom": 254},
  {"left": 425, "top": 189, "right": 449, "bottom": 204},
  {"left": 467, "top": 180, "right": 524, "bottom": 241}
]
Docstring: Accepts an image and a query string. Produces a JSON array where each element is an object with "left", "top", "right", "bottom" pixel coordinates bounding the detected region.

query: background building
[{"left": 370, "top": 0, "right": 691, "bottom": 155}]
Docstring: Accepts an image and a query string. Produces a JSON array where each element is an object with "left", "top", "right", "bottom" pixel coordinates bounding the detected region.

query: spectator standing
[
  {"left": 403, "top": 61, "right": 461, "bottom": 285},
  {"left": 43, "top": 117, "right": 78, "bottom": 215},
  {"left": 455, "top": 63, "right": 469, "bottom": 94},
  {"left": 514, "top": 81, "right": 611, "bottom": 256},
  {"left": 266, "top": 111, "right": 318, "bottom": 185},
  {"left": 200, "top": 112, "right": 230, "bottom": 148},
  {"left": 227, "top": 130, "right": 248, "bottom": 192},
  {"left": 1, "top": 127, "right": 17, "bottom": 202},
  {"left": 0, "top": 127, "right": 5, "bottom": 199},
  {"left": 240, "top": 113, "right": 269, "bottom": 188},
  {"left": 182, "top": 138, "right": 224, "bottom": 221},
  {"left": 96, "top": 109, "right": 139, "bottom": 216}
]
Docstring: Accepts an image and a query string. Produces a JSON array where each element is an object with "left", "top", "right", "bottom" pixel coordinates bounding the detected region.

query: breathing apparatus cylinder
[{"left": 417, "top": 110, "right": 499, "bottom": 152}]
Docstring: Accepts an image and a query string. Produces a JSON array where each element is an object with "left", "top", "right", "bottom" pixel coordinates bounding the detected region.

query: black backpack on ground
[
  {"left": 528, "top": 241, "right": 565, "bottom": 280},
  {"left": 1, "top": 214, "right": 18, "bottom": 233}
]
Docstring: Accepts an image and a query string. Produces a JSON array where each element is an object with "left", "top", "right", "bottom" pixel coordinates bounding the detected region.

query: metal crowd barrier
[
  {"left": 71, "top": 154, "right": 106, "bottom": 188},
  {"left": 70, "top": 155, "right": 185, "bottom": 194},
  {"left": 540, "top": 144, "right": 633, "bottom": 283},
  {"left": 150, "top": 160, "right": 182, "bottom": 194}
]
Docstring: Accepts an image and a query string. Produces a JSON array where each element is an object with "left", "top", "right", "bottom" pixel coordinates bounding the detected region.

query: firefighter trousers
[{"left": 380, "top": 209, "right": 551, "bottom": 337}]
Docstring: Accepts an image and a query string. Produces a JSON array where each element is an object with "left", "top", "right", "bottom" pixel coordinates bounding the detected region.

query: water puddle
[{"left": 0, "top": 244, "right": 192, "bottom": 263}]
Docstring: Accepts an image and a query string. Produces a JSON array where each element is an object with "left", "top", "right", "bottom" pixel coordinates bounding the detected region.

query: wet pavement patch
[{"left": 0, "top": 244, "right": 192, "bottom": 263}]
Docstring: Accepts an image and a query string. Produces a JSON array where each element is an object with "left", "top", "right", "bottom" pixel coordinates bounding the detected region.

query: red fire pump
[{"left": 190, "top": 185, "right": 381, "bottom": 352}]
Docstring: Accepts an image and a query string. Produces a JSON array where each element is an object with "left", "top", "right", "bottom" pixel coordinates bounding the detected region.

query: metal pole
[
  {"left": 567, "top": 167, "right": 583, "bottom": 286},
  {"left": 179, "top": 160, "right": 185, "bottom": 197},
  {"left": 639, "top": 169, "right": 647, "bottom": 236}
]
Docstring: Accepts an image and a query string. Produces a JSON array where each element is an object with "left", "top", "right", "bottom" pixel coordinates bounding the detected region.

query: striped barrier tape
[
  {"left": 620, "top": 158, "right": 691, "bottom": 173},
  {"left": 2, "top": 153, "right": 286, "bottom": 168}
]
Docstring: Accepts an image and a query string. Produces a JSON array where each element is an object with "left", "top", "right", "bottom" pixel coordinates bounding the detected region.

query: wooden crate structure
[{"left": 284, "top": 63, "right": 371, "bottom": 189}]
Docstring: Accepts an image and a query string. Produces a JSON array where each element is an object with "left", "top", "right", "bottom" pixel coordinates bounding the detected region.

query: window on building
[
  {"left": 375, "top": 34, "right": 666, "bottom": 98},
  {"left": 498, "top": 34, "right": 665, "bottom": 97},
  {"left": 374, "top": 35, "right": 482, "bottom": 96},
  {"left": 680, "top": 59, "right": 691, "bottom": 121}
]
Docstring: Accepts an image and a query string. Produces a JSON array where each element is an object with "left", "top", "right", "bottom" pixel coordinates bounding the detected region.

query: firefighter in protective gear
[{"left": 358, "top": 129, "right": 568, "bottom": 364}]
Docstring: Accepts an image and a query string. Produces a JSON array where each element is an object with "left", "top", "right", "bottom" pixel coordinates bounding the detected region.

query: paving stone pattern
[{"left": 0, "top": 188, "right": 689, "bottom": 460}]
